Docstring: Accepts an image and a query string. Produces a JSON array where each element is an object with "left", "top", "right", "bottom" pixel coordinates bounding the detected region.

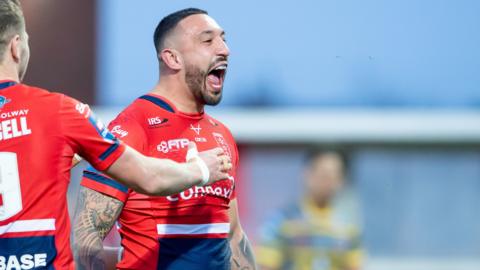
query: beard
[{"left": 184, "top": 63, "right": 222, "bottom": 106}]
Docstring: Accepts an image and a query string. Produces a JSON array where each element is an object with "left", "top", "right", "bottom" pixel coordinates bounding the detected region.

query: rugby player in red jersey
[
  {"left": 0, "top": 2, "right": 231, "bottom": 269},
  {"left": 74, "top": 8, "right": 257, "bottom": 270}
]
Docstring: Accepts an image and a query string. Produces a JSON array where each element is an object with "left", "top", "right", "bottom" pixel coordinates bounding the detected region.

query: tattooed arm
[
  {"left": 229, "top": 199, "right": 257, "bottom": 270},
  {"left": 73, "top": 186, "right": 124, "bottom": 270}
]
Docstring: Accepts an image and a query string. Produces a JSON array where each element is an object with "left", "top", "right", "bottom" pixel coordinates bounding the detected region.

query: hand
[{"left": 187, "top": 142, "right": 232, "bottom": 186}]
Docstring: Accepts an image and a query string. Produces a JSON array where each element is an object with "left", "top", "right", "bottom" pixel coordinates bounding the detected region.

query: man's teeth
[{"left": 214, "top": 65, "right": 227, "bottom": 71}]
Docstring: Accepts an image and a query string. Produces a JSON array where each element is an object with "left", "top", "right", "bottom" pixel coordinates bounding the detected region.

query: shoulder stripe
[
  {"left": 99, "top": 139, "right": 120, "bottom": 161},
  {"left": 83, "top": 169, "right": 128, "bottom": 193},
  {"left": 139, "top": 95, "right": 175, "bottom": 113}
]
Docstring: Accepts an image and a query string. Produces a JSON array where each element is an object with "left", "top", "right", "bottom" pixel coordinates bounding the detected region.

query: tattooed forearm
[
  {"left": 230, "top": 232, "right": 257, "bottom": 270},
  {"left": 73, "top": 187, "right": 124, "bottom": 270}
]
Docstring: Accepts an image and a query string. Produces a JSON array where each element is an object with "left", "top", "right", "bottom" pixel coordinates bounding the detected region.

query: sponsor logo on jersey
[
  {"left": 111, "top": 125, "right": 128, "bottom": 138},
  {"left": 0, "top": 253, "right": 47, "bottom": 269},
  {"left": 147, "top": 117, "right": 169, "bottom": 128},
  {"left": 75, "top": 102, "right": 91, "bottom": 118},
  {"left": 194, "top": 137, "right": 207, "bottom": 143},
  {"left": 156, "top": 138, "right": 189, "bottom": 153},
  {"left": 0, "top": 117, "right": 32, "bottom": 141},
  {"left": 0, "top": 96, "right": 10, "bottom": 109},
  {"left": 0, "top": 109, "right": 29, "bottom": 120},
  {"left": 212, "top": 132, "right": 232, "bottom": 158},
  {"left": 190, "top": 124, "right": 202, "bottom": 135},
  {"left": 166, "top": 184, "right": 234, "bottom": 202}
]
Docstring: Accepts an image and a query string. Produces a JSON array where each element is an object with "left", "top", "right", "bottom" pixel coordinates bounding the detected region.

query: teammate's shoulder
[
  {"left": 16, "top": 84, "right": 78, "bottom": 110},
  {"left": 19, "top": 84, "right": 82, "bottom": 103},
  {"left": 17, "top": 83, "right": 57, "bottom": 97}
]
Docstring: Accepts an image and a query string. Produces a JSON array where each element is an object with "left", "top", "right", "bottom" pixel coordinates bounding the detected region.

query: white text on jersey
[
  {"left": 0, "top": 253, "right": 47, "bottom": 270},
  {"left": 0, "top": 117, "right": 31, "bottom": 141},
  {"left": 156, "top": 139, "right": 189, "bottom": 153},
  {"left": 166, "top": 185, "right": 233, "bottom": 202},
  {"left": 0, "top": 109, "right": 29, "bottom": 120}
]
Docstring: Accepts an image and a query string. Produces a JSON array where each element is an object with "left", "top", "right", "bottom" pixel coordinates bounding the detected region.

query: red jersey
[
  {"left": 81, "top": 94, "right": 238, "bottom": 270},
  {"left": 0, "top": 81, "right": 125, "bottom": 269}
]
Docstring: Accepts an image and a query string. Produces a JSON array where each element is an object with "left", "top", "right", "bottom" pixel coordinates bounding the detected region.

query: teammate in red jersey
[
  {"left": 73, "top": 8, "right": 257, "bottom": 270},
  {"left": 0, "top": 2, "right": 231, "bottom": 269}
]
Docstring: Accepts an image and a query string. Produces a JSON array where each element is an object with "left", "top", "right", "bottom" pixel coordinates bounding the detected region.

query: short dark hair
[
  {"left": 0, "top": 0, "right": 24, "bottom": 57},
  {"left": 304, "top": 146, "right": 349, "bottom": 172},
  {"left": 153, "top": 8, "right": 207, "bottom": 55}
]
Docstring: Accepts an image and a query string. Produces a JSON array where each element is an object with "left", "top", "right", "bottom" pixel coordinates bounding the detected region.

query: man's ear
[
  {"left": 10, "top": 34, "right": 21, "bottom": 63},
  {"left": 160, "top": 48, "right": 182, "bottom": 71}
]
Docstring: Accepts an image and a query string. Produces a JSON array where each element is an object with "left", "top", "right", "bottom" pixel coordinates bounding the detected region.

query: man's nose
[{"left": 216, "top": 39, "right": 230, "bottom": 57}]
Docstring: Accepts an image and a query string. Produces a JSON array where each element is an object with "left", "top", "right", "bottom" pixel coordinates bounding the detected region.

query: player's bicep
[{"left": 73, "top": 186, "right": 124, "bottom": 242}]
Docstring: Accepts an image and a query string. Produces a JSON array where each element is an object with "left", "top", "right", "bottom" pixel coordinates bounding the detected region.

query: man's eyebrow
[
  {"left": 199, "top": 30, "right": 214, "bottom": 36},
  {"left": 199, "top": 30, "right": 226, "bottom": 37}
]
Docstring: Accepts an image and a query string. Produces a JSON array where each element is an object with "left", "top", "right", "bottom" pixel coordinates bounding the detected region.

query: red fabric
[
  {"left": 0, "top": 83, "right": 125, "bottom": 269},
  {"left": 81, "top": 94, "right": 239, "bottom": 270}
]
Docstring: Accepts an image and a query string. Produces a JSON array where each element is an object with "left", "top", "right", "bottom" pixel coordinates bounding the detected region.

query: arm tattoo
[
  {"left": 73, "top": 187, "right": 124, "bottom": 270},
  {"left": 230, "top": 233, "right": 257, "bottom": 270}
]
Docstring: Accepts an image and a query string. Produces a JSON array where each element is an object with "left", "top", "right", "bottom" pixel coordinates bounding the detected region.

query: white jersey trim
[
  {"left": 157, "top": 223, "right": 230, "bottom": 235},
  {"left": 0, "top": 218, "right": 56, "bottom": 235}
]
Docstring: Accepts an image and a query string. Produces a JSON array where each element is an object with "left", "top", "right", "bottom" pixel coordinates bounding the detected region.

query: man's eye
[{"left": 203, "top": 39, "right": 212, "bottom": 43}]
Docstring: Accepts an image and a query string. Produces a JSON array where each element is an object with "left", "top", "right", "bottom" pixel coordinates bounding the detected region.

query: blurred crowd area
[{"left": 22, "top": 0, "right": 480, "bottom": 269}]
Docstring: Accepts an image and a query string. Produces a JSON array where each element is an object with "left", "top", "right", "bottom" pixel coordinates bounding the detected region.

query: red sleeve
[
  {"left": 59, "top": 95, "right": 125, "bottom": 171},
  {"left": 81, "top": 114, "right": 147, "bottom": 202}
]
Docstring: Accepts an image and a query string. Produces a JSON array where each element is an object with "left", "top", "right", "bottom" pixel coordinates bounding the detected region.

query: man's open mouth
[{"left": 207, "top": 63, "right": 227, "bottom": 91}]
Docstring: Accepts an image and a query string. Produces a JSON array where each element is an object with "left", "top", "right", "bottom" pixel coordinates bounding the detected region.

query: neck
[
  {"left": 0, "top": 64, "right": 20, "bottom": 83},
  {"left": 151, "top": 74, "right": 204, "bottom": 114}
]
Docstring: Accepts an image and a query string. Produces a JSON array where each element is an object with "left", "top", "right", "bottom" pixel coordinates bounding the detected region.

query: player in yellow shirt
[{"left": 257, "top": 148, "right": 363, "bottom": 270}]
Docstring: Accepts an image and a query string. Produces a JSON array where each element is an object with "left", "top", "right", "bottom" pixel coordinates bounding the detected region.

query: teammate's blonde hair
[{"left": 0, "top": 0, "right": 25, "bottom": 59}]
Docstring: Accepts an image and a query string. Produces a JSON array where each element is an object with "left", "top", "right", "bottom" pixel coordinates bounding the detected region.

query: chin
[
  {"left": 200, "top": 87, "right": 223, "bottom": 106},
  {"left": 204, "top": 96, "right": 222, "bottom": 106}
]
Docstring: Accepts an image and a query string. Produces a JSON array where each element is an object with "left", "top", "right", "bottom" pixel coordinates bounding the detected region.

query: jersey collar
[
  {"left": 0, "top": 81, "right": 17, "bottom": 90},
  {"left": 139, "top": 94, "right": 175, "bottom": 113},
  {"left": 139, "top": 93, "right": 205, "bottom": 119}
]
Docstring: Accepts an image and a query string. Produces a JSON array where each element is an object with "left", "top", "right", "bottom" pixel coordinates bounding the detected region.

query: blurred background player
[
  {"left": 73, "top": 8, "right": 256, "bottom": 270},
  {"left": 0, "top": 1, "right": 232, "bottom": 269},
  {"left": 256, "top": 148, "right": 363, "bottom": 270}
]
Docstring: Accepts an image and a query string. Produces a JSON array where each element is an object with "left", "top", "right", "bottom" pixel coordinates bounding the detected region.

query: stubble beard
[{"left": 185, "top": 63, "right": 222, "bottom": 106}]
